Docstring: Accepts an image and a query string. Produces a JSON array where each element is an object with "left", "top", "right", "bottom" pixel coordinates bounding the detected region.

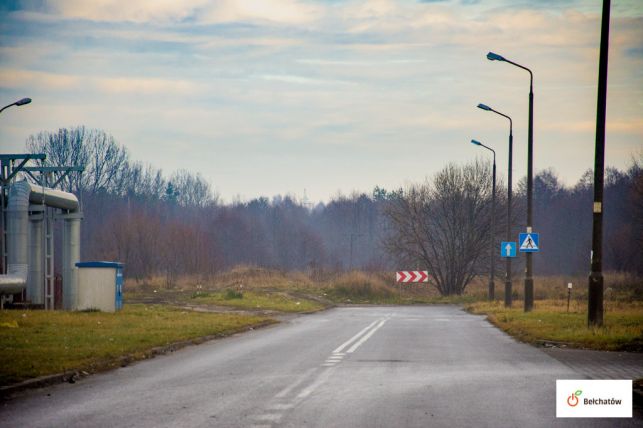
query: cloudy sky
[{"left": 1, "top": 0, "right": 641, "bottom": 202}]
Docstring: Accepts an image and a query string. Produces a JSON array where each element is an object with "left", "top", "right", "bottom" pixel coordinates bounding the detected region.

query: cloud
[
  {"left": 38, "top": 0, "right": 323, "bottom": 25},
  {"left": 259, "top": 74, "right": 353, "bottom": 86},
  {"left": 0, "top": 68, "right": 79, "bottom": 90},
  {"left": 95, "top": 77, "right": 198, "bottom": 95},
  {"left": 0, "top": 68, "right": 199, "bottom": 96},
  {"left": 201, "top": 0, "right": 323, "bottom": 25},
  {"left": 1, "top": 0, "right": 641, "bottom": 201},
  {"left": 43, "top": 0, "right": 208, "bottom": 23},
  {"left": 543, "top": 119, "right": 643, "bottom": 135}
]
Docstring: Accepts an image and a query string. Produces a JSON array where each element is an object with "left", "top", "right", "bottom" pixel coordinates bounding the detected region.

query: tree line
[{"left": 22, "top": 127, "right": 642, "bottom": 292}]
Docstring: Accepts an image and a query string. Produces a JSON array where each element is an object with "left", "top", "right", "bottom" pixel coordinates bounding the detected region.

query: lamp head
[
  {"left": 471, "top": 139, "right": 482, "bottom": 146},
  {"left": 486, "top": 52, "right": 505, "bottom": 62},
  {"left": 477, "top": 103, "right": 492, "bottom": 111},
  {"left": 15, "top": 98, "right": 32, "bottom": 106}
]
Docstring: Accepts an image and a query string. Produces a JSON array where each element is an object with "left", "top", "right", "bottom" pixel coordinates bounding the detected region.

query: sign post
[
  {"left": 567, "top": 283, "right": 572, "bottom": 313},
  {"left": 501, "top": 242, "right": 517, "bottom": 258},
  {"left": 396, "top": 271, "right": 429, "bottom": 283},
  {"left": 519, "top": 233, "right": 540, "bottom": 253},
  {"left": 396, "top": 271, "right": 429, "bottom": 300}
]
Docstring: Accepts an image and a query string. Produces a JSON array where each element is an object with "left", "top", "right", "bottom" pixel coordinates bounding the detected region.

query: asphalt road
[{"left": 1, "top": 306, "right": 639, "bottom": 427}]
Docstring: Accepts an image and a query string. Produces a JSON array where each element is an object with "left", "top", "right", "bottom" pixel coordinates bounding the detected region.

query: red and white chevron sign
[{"left": 396, "top": 271, "right": 429, "bottom": 283}]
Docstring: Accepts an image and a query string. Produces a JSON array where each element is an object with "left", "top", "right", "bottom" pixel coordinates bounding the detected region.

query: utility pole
[{"left": 588, "top": 0, "right": 611, "bottom": 327}]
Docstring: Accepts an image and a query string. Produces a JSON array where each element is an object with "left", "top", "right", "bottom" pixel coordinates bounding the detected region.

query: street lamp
[
  {"left": 487, "top": 51, "right": 535, "bottom": 312},
  {"left": 471, "top": 139, "right": 496, "bottom": 301},
  {"left": 0, "top": 98, "right": 32, "bottom": 114},
  {"left": 477, "top": 103, "right": 513, "bottom": 307}
]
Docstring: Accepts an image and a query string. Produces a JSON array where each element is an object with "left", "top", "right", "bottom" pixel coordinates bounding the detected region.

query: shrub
[{"left": 224, "top": 289, "right": 243, "bottom": 300}]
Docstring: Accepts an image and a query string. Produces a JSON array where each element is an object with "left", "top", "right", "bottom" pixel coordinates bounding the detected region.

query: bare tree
[
  {"left": 86, "top": 130, "right": 129, "bottom": 193},
  {"left": 169, "top": 169, "right": 217, "bottom": 208},
  {"left": 26, "top": 126, "right": 129, "bottom": 194},
  {"left": 26, "top": 127, "right": 90, "bottom": 191},
  {"left": 384, "top": 161, "right": 492, "bottom": 295}
]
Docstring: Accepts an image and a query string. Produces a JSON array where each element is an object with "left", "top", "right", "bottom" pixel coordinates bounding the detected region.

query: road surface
[{"left": 1, "top": 306, "right": 639, "bottom": 427}]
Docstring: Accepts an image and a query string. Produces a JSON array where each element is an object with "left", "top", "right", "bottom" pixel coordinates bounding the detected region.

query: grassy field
[
  {"left": 0, "top": 304, "right": 274, "bottom": 386},
  {"left": 189, "top": 289, "right": 325, "bottom": 313},
  {"left": 467, "top": 300, "right": 643, "bottom": 351},
  {"left": 125, "top": 267, "right": 642, "bottom": 307},
  {"left": 125, "top": 269, "right": 476, "bottom": 306}
]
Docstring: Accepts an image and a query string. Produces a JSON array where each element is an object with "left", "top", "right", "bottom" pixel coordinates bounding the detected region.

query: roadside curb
[
  {"left": 0, "top": 371, "right": 77, "bottom": 398},
  {"left": 0, "top": 319, "right": 277, "bottom": 400}
]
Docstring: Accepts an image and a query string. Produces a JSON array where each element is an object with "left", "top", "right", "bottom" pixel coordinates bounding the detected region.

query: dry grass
[
  {"left": 211, "top": 266, "right": 313, "bottom": 290},
  {"left": 125, "top": 265, "right": 313, "bottom": 292},
  {"left": 124, "top": 266, "right": 327, "bottom": 313},
  {"left": 318, "top": 271, "right": 467, "bottom": 304},
  {"left": 463, "top": 272, "right": 642, "bottom": 302},
  {"left": 531, "top": 272, "right": 639, "bottom": 301},
  {"left": 126, "top": 268, "right": 642, "bottom": 307},
  {"left": 323, "top": 271, "right": 396, "bottom": 303}
]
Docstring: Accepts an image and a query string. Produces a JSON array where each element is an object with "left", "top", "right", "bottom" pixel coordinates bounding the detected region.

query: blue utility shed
[{"left": 75, "top": 261, "right": 124, "bottom": 312}]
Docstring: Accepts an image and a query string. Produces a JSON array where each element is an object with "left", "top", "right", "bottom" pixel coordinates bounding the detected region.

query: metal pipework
[
  {"left": 61, "top": 213, "right": 82, "bottom": 310},
  {"left": 28, "top": 205, "right": 45, "bottom": 304},
  {"left": 0, "top": 181, "right": 30, "bottom": 294},
  {"left": 1, "top": 181, "right": 81, "bottom": 309}
]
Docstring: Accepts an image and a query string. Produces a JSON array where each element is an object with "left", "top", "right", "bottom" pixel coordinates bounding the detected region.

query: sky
[{"left": 1, "top": 0, "right": 641, "bottom": 203}]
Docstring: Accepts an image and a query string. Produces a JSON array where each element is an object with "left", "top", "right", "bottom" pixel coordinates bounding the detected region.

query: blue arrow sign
[
  {"left": 501, "top": 242, "right": 517, "bottom": 258},
  {"left": 519, "top": 233, "right": 540, "bottom": 252}
]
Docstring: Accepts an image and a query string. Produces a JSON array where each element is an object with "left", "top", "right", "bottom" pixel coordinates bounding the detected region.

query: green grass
[
  {"left": 0, "top": 304, "right": 274, "bottom": 386},
  {"left": 189, "top": 290, "right": 325, "bottom": 313},
  {"left": 467, "top": 300, "right": 643, "bottom": 351}
]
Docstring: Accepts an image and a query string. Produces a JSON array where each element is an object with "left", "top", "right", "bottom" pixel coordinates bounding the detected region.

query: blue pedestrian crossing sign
[
  {"left": 519, "top": 233, "right": 540, "bottom": 252},
  {"left": 501, "top": 242, "right": 517, "bottom": 258}
]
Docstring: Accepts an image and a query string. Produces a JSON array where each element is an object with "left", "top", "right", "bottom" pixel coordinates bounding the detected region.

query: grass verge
[
  {"left": 189, "top": 290, "right": 325, "bottom": 313},
  {"left": 466, "top": 300, "right": 643, "bottom": 352},
  {"left": 0, "top": 304, "right": 274, "bottom": 387}
]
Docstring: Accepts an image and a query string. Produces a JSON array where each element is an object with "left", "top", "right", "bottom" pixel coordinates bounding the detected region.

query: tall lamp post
[
  {"left": 487, "top": 51, "right": 535, "bottom": 312},
  {"left": 471, "top": 139, "right": 496, "bottom": 301},
  {"left": 0, "top": 97, "right": 32, "bottom": 275},
  {"left": 0, "top": 98, "right": 32, "bottom": 114},
  {"left": 477, "top": 103, "right": 513, "bottom": 307}
]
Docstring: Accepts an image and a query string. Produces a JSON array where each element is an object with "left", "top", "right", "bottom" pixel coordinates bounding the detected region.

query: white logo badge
[{"left": 556, "top": 380, "right": 632, "bottom": 418}]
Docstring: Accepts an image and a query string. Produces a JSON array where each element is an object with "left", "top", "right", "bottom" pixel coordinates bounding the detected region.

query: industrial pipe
[
  {"left": 0, "top": 181, "right": 80, "bottom": 307},
  {"left": 0, "top": 181, "right": 30, "bottom": 294},
  {"left": 27, "top": 205, "right": 44, "bottom": 304}
]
